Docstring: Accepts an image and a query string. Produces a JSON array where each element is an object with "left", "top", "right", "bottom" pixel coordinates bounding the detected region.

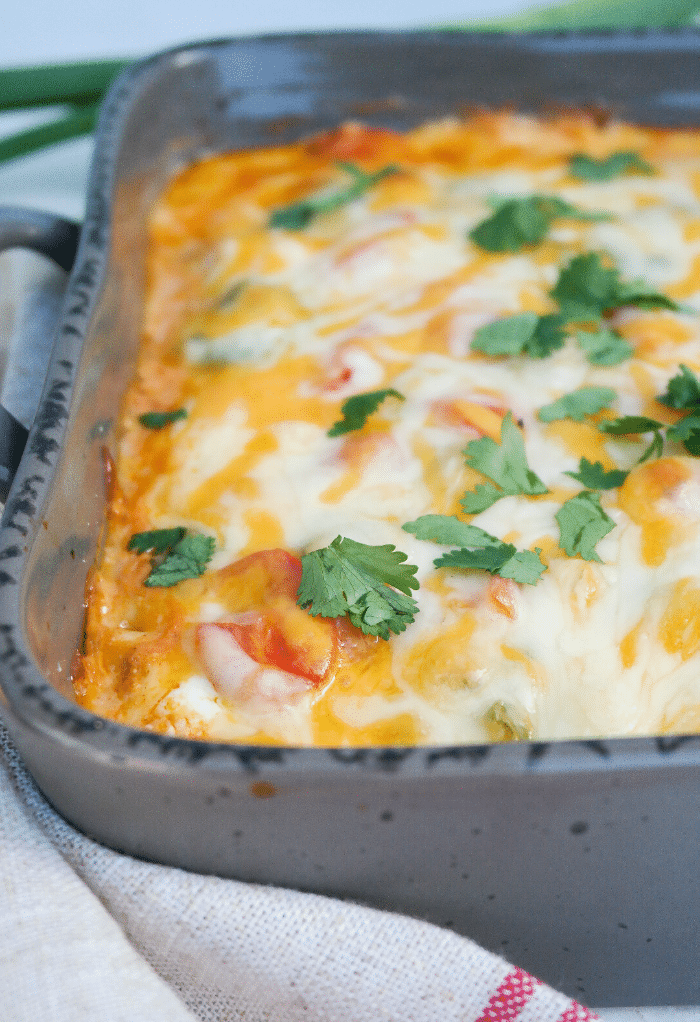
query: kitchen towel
[{"left": 0, "top": 714, "right": 598, "bottom": 1022}]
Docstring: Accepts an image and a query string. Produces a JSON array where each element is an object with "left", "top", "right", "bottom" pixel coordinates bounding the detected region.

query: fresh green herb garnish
[
  {"left": 537, "top": 386, "right": 616, "bottom": 423},
  {"left": 269, "top": 163, "right": 399, "bottom": 230},
  {"left": 564, "top": 458, "right": 629, "bottom": 490},
  {"left": 297, "top": 536, "right": 419, "bottom": 639},
  {"left": 471, "top": 312, "right": 567, "bottom": 359},
  {"left": 402, "top": 515, "right": 502, "bottom": 550},
  {"left": 598, "top": 415, "right": 666, "bottom": 461},
  {"left": 469, "top": 195, "right": 609, "bottom": 253},
  {"left": 657, "top": 364, "right": 700, "bottom": 411},
  {"left": 461, "top": 412, "right": 549, "bottom": 513},
  {"left": 600, "top": 370, "right": 700, "bottom": 461},
  {"left": 575, "top": 327, "right": 634, "bottom": 366},
  {"left": 555, "top": 490, "right": 616, "bottom": 562},
  {"left": 138, "top": 408, "right": 187, "bottom": 429},
  {"left": 403, "top": 514, "right": 546, "bottom": 584},
  {"left": 569, "top": 151, "right": 654, "bottom": 182},
  {"left": 599, "top": 415, "right": 665, "bottom": 435},
  {"left": 328, "top": 389, "right": 405, "bottom": 437},
  {"left": 128, "top": 528, "right": 215, "bottom": 587},
  {"left": 666, "top": 415, "right": 700, "bottom": 456},
  {"left": 551, "top": 252, "right": 681, "bottom": 321},
  {"left": 128, "top": 528, "right": 187, "bottom": 555},
  {"left": 471, "top": 312, "right": 539, "bottom": 356},
  {"left": 144, "top": 534, "right": 216, "bottom": 588}
]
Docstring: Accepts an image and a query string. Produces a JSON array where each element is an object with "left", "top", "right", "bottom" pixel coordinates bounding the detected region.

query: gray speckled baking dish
[{"left": 2, "top": 30, "right": 700, "bottom": 1007}]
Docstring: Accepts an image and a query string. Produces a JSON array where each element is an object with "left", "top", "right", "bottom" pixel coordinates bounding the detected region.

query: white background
[{"left": 2, "top": 0, "right": 535, "bottom": 65}]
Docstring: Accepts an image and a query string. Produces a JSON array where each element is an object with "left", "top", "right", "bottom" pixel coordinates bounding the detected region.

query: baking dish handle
[{"left": 0, "top": 206, "right": 80, "bottom": 504}]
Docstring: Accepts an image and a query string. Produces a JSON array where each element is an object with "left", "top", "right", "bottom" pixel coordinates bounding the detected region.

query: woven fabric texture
[{"left": 0, "top": 715, "right": 598, "bottom": 1022}]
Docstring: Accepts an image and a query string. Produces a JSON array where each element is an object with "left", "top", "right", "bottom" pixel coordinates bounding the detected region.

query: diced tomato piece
[
  {"left": 325, "top": 365, "right": 353, "bottom": 392},
  {"left": 196, "top": 623, "right": 313, "bottom": 705},
  {"left": 306, "top": 123, "right": 404, "bottom": 161},
  {"left": 220, "top": 548, "right": 302, "bottom": 602},
  {"left": 220, "top": 607, "right": 336, "bottom": 685}
]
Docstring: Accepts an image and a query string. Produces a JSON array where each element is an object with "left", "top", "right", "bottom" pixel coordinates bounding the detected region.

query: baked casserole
[{"left": 74, "top": 111, "right": 700, "bottom": 746}]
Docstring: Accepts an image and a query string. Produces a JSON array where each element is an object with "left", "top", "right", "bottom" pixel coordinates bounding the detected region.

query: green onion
[
  {"left": 0, "top": 59, "right": 130, "bottom": 165},
  {"left": 0, "top": 60, "right": 129, "bottom": 112},
  {"left": 0, "top": 103, "right": 100, "bottom": 164}
]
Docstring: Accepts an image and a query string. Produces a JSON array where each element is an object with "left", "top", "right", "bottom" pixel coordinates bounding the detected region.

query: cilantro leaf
[
  {"left": 569, "top": 151, "right": 654, "bottom": 182},
  {"left": 471, "top": 313, "right": 568, "bottom": 360},
  {"left": 598, "top": 416, "right": 666, "bottom": 461},
  {"left": 460, "top": 482, "right": 509, "bottom": 514},
  {"left": 461, "top": 411, "right": 548, "bottom": 511},
  {"left": 575, "top": 327, "right": 634, "bottom": 366},
  {"left": 564, "top": 458, "right": 628, "bottom": 490},
  {"left": 667, "top": 414, "right": 700, "bottom": 456},
  {"left": 498, "top": 547, "right": 548, "bottom": 584},
  {"left": 138, "top": 408, "right": 187, "bottom": 429},
  {"left": 598, "top": 416, "right": 664, "bottom": 435},
  {"left": 297, "top": 536, "right": 419, "bottom": 639},
  {"left": 403, "top": 514, "right": 546, "bottom": 584},
  {"left": 402, "top": 515, "right": 503, "bottom": 549},
  {"left": 551, "top": 253, "right": 680, "bottom": 320},
  {"left": 328, "top": 389, "right": 404, "bottom": 437},
  {"left": 433, "top": 544, "right": 517, "bottom": 572},
  {"left": 471, "top": 313, "right": 539, "bottom": 356},
  {"left": 657, "top": 365, "right": 700, "bottom": 411},
  {"left": 128, "top": 528, "right": 186, "bottom": 555},
  {"left": 550, "top": 253, "right": 621, "bottom": 320},
  {"left": 614, "top": 282, "right": 681, "bottom": 312},
  {"left": 144, "top": 533, "right": 216, "bottom": 587},
  {"left": 555, "top": 490, "right": 615, "bottom": 562},
  {"left": 270, "top": 163, "right": 399, "bottom": 229},
  {"left": 525, "top": 313, "right": 568, "bottom": 358},
  {"left": 469, "top": 195, "right": 609, "bottom": 253},
  {"left": 538, "top": 386, "right": 616, "bottom": 423}
]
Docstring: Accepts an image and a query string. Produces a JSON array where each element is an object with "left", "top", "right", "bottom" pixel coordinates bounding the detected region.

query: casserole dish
[{"left": 3, "top": 30, "right": 700, "bottom": 1006}]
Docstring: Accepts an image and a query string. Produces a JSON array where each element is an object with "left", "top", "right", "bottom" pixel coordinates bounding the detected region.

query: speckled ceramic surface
[{"left": 2, "top": 31, "right": 700, "bottom": 1005}]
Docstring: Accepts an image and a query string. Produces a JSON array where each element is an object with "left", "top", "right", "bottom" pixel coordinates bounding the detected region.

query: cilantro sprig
[
  {"left": 471, "top": 312, "right": 567, "bottom": 360},
  {"left": 473, "top": 252, "right": 680, "bottom": 368},
  {"left": 564, "top": 458, "right": 628, "bottom": 490},
  {"left": 537, "top": 386, "right": 616, "bottom": 423},
  {"left": 574, "top": 327, "right": 633, "bottom": 366},
  {"left": 658, "top": 364, "right": 700, "bottom": 411},
  {"left": 551, "top": 252, "right": 681, "bottom": 321},
  {"left": 403, "top": 515, "right": 546, "bottom": 585},
  {"left": 138, "top": 408, "right": 187, "bottom": 430},
  {"left": 128, "top": 528, "right": 216, "bottom": 587},
  {"left": 598, "top": 364, "right": 700, "bottom": 460},
  {"left": 598, "top": 415, "right": 666, "bottom": 462},
  {"left": 328, "top": 389, "right": 404, "bottom": 437},
  {"left": 297, "top": 536, "right": 419, "bottom": 639},
  {"left": 269, "top": 163, "right": 399, "bottom": 230},
  {"left": 461, "top": 412, "right": 548, "bottom": 513},
  {"left": 469, "top": 195, "right": 609, "bottom": 253},
  {"left": 555, "top": 491, "right": 616, "bottom": 562},
  {"left": 569, "top": 151, "right": 654, "bottom": 182}
]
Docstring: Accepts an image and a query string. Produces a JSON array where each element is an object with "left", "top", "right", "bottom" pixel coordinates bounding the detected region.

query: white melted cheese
[{"left": 105, "top": 117, "right": 700, "bottom": 746}]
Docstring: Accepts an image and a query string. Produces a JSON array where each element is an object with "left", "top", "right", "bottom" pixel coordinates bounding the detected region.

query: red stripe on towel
[{"left": 473, "top": 967, "right": 539, "bottom": 1021}]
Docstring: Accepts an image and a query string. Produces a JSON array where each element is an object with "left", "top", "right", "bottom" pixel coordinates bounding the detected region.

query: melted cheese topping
[{"left": 74, "top": 112, "right": 700, "bottom": 746}]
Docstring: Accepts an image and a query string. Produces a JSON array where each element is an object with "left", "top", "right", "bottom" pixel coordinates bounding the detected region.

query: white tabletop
[{"left": 1, "top": 3, "right": 699, "bottom": 1017}]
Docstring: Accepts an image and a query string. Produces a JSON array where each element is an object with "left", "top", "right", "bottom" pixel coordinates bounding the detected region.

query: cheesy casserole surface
[{"left": 75, "top": 112, "right": 700, "bottom": 745}]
